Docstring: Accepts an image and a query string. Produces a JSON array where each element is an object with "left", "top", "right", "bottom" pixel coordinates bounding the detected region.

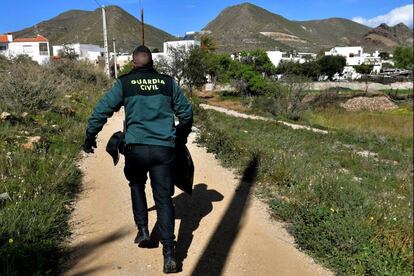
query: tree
[
  {"left": 226, "top": 60, "right": 268, "bottom": 96},
  {"left": 317, "top": 55, "right": 346, "bottom": 80},
  {"left": 379, "top": 52, "right": 390, "bottom": 60},
  {"left": 153, "top": 45, "right": 191, "bottom": 85},
  {"left": 239, "top": 50, "right": 275, "bottom": 76},
  {"left": 58, "top": 45, "right": 79, "bottom": 60},
  {"left": 205, "top": 53, "right": 232, "bottom": 87},
  {"left": 183, "top": 47, "right": 207, "bottom": 96},
  {"left": 354, "top": 64, "right": 373, "bottom": 75},
  {"left": 276, "top": 60, "right": 320, "bottom": 80},
  {"left": 299, "top": 61, "right": 321, "bottom": 80},
  {"left": 393, "top": 47, "right": 413, "bottom": 69},
  {"left": 200, "top": 34, "right": 217, "bottom": 53},
  {"left": 381, "top": 62, "right": 394, "bottom": 69},
  {"left": 276, "top": 61, "right": 302, "bottom": 75},
  {"left": 354, "top": 64, "right": 374, "bottom": 93},
  {"left": 261, "top": 76, "right": 310, "bottom": 120}
]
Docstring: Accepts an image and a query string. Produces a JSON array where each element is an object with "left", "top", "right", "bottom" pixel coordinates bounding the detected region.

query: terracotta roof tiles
[
  {"left": 13, "top": 35, "right": 48, "bottom": 43},
  {"left": 0, "top": 35, "right": 9, "bottom": 43}
]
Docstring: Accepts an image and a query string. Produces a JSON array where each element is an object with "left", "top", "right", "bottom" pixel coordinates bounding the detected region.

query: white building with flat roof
[
  {"left": 52, "top": 43, "right": 104, "bottom": 62},
  {"left": 152, "top": 33, "right": 201, "bottom": 62},
  {"left": 325, "top": 46, "right": 364, "bottom": 66},
  {"left": 0, "top": 33, "right": 50, "bottom": 64}
]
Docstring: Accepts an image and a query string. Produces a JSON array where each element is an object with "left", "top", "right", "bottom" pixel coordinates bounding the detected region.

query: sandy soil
[{"left": 64, "top": 110, "right": 332, "bottom": 276}]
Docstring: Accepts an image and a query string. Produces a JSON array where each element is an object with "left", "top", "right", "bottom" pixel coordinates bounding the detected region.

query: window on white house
[
  {"left": 39, "top": 43, "right": 48, "bottom": 55},
  {"left": 0, "top": 45, "right": 6, "bottom": 51},
  {"left": 23, "top": 45, "right": 33, "bottom": 53}
]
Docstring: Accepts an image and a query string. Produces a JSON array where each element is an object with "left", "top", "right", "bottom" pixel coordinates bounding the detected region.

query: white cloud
[{"left": 352, "top": 4, "right": 413, "bottom": 28}]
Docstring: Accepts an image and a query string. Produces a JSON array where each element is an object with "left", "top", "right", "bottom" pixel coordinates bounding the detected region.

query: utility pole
[
  {"left": 141, "top": 8, "right": 145, "bottom": 45},
  {"left": 113, "top": 39, "right": 118, "bottom": 78},
  {"left": 101, "top": 6, "right": 110, "bottom": 77}
]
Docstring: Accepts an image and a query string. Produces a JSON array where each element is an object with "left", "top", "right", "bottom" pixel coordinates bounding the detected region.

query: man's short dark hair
[{"left": 132, "top": 45, "right": 153, "bottom": 67}]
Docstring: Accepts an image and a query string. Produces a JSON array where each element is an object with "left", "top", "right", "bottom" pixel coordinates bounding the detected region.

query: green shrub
[
  {"left": 12, "top": 54, "right": 37, "bottom": 65},
  {"left": 393, "top": 47, "right": 413, "bottom": 69},
  {"left": 49, "top": 59, "right": 109, "bottom": 86},
  {"left": 251, "top": 76, "right": 310, "bottom": 120},
  {"left": 0, "top": 55, "right": 10, "bottom": 72},
  {"left": 0, "top": 58, "right": 108, "bottom": 274},
  {"left": 0, "top": 63, "right": 61, "bottom": 115}
]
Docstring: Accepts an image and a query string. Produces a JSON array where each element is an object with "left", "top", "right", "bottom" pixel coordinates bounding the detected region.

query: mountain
[
  {"left": 13, "top": 6, "right": 175, "bottom": 52},
  {"left": 297, "top": 18, "right": 370, "bottom": 49},
  {"left": 361, "top": 23, "right": 413, "bottom": 52},
  {"left": 203, "top": 2, "right": 409, "bottom": 53}
]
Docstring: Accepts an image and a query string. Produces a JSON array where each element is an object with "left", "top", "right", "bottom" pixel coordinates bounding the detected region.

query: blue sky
[{"left": 0, "top": 0, "right": 412, "bottom": 36}]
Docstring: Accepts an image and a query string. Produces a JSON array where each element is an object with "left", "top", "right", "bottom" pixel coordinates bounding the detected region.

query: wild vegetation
[
  {"left": 393, "top": 46, "right": 414, "bottom": 69},
  {"left": 185, "top": 37, "right": 413, "bottom": 275},
  {"left": 0, "top": 56, "right": 109, "bottom": 275},
  {"left": 194, "top": 105, "right": 413, "bottom": 275}
]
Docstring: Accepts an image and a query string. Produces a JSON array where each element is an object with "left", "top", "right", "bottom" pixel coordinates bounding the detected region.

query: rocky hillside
[
  {"left": 362, "top": 23, "right": 413, "bottom": 52},
  {"left": 13, "top": 5, "right": 175, "bottom": 52},
  {"left": 203, "top": 2, "right": 411, "bottom": 53}
]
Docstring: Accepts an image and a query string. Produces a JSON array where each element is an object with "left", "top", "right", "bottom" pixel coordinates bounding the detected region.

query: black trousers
[{"left": 124, "top": 144, "right": 176, "bottom": 245}]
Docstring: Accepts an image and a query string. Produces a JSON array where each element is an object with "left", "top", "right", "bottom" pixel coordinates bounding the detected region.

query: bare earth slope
[{"left": 64, "top": 110, "right": 332, "bottom": 276}]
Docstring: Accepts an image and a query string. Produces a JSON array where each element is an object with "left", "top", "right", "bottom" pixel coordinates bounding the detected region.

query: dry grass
[
  {"left": 303, "top": 106, "right": 413, "bottom": 141},
  {"left": 195, "top": 90, "right": 248, "bottom": 112}
]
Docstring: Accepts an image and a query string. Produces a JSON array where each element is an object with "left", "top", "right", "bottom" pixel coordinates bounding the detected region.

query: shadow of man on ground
[
  {"left": 191, "top": 155, "right": 259, "bottom": 276},
  {"left": 146, "top": 154, "right": 259, "bottom": 275},
  {"left": 174, "top": 183, "right": 224, "bottom": 265},
  {"left": 147, "top": 184, "right": 224, "bottom": 268}
]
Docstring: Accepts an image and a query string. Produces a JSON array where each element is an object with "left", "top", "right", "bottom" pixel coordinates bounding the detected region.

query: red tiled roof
[
  {"left": 13, "top": 35, "right": 48, "bottom": 43},
  {"left": 0, "top": 35, "right": 9, "bottom": 43}
]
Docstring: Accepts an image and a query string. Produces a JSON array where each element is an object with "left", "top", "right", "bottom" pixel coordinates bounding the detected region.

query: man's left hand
[{"left": 83, "top": 135, "right": 97, "bottom": 153}]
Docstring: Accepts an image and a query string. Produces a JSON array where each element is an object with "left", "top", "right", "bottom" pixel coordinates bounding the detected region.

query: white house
[
  {"left": 52, "top": 43, "right": 104, "bottom": 63},
  {"left": 325, "top": 46, "right": 364, "bottom": 66},
  {"left": 115, "top": 53, "right": 132, "bottom": 68},
  {"left": 0, "top": 33, "right": 13, "bottom": 55},
  {"left": 266, "top": 51, "right": 284, "bottom": 67},
  {"left": 0, "top": 33, "right": 50, "bottom": 64},
  {"left": 266, "top": 50, "right": 317, "bottom": 67},
  {"left": 152, "top": 33, "right": 201, "bottom": 62}
]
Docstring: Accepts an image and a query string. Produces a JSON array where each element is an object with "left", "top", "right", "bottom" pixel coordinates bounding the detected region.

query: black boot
[
  {"left": 163, "top": 243, "right": 178, "bottom": 274},
  {"left": 134, "top": 226, "right": 150, "bottom": 247}
]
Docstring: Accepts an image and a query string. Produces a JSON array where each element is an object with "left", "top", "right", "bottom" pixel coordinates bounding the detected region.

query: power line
[{"left": 93, "top": 0, "right": 102, "bottom": 7}]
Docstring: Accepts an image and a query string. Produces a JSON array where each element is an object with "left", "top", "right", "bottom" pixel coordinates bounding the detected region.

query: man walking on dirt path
[{"left": 82, "top": 45, "right": 193, "bottom": 274}]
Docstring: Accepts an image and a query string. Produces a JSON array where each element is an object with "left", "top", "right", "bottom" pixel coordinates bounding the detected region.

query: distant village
[{"left": 0, "top": 31, "right": 410, "bottom": 81}]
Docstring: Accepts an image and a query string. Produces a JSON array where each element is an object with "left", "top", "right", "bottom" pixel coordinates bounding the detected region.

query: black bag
[
  {"left": 106, "top": 131, "right": 125, "bottom": 165},
  {"left": 175, "top": 145, "right": 194, "bottom": 195}
]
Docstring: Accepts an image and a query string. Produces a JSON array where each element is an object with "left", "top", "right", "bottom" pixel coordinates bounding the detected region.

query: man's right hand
[{"left": 82, "top": 135, "right": 97, "bottom": 153}]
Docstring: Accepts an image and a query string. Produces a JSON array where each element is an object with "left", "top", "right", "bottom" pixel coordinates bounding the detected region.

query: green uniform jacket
[{"left": 86, "top": 67, "right": 193, "bottom": 148}]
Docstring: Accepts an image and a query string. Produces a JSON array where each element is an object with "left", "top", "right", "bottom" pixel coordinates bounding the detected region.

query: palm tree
[{"left": 200, "top": 35, "right": 217, "bottom": 53}]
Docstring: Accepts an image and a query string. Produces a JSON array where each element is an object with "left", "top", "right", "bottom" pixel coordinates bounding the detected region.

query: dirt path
[
  {"left": 64, "top": 110, "right": 332, "bottom": 276},
  {"left": 200, "top": 104, "right": 329, "bottom": 134}
]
